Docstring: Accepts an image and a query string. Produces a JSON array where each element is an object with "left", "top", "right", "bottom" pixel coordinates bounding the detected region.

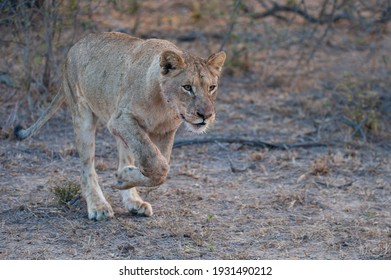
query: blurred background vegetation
[{"left": 0, "top": 0, "right": 390, "bottom": 143}]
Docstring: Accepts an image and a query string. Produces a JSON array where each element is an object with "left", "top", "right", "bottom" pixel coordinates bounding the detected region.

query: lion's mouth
[
  {"left": 191, "top": 119, "right": 207, "bottom": 127},
  {"left": 180, "top": 114, "right": 207, "bottom": 130}
]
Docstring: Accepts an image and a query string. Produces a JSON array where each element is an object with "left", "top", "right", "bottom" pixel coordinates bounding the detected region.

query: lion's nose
[
  {"left": 197, "top": 111, "right": 212, "bottom": 120},
  {"left": 197, "top": 103, "right": 214, "bottom": 120}
]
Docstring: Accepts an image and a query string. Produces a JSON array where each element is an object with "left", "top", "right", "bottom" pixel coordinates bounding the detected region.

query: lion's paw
[
  {"left": 124, "top": 199, "right": 153, "bottom": 217},
  {"left": 87, "top": 199, "right": 114, "bottom": 221},
  {"left": 115, "top": 166, "right": 139, "bottom": 189}
]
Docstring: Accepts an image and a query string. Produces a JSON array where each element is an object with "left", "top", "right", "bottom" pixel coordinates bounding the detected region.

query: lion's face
[{"left": 159, "top": 50, "right": 226, "bottom": 134}]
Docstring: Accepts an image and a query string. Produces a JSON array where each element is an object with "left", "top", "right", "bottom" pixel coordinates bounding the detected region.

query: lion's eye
[
  {"left": 182, "top": 85, "right": 192, "bottom": 92},
  {"left": 209, "top": 85, "right": 216, "bottom": 92}
]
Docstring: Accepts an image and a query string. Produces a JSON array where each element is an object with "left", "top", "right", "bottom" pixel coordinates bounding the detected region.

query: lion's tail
[{"left": 15, "top": 92, "right": 66, "bottom": 140}]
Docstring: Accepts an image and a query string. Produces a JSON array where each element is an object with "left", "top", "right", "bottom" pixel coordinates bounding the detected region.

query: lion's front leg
[
  {"left": 108, "top": 112, "right": 170, "bottom": 189},
  {"left": 72, "top": 106, "right": 114, "bottom": 220},
  {"left": 116, "top": 138, "right": 153, "bottom": 216}
]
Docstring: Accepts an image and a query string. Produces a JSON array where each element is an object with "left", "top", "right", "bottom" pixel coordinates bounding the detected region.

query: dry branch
[
  {"left": 315, "top": 180, "right": 354, "bottom": 190},
  {"left": 250, "top": 2, "right": 351, "bottom": 24},
  {"left": 341, "top": 115, "right": 367, "bottom": 141},
  {"left": 249, "top": 2, "right": 391, "bottom": 25},
  {"left": 219, "top": 0, "right": 242, "bottom": 51},
  {"left": 173, "top": 137, "right": 326, "bottom": 150}
]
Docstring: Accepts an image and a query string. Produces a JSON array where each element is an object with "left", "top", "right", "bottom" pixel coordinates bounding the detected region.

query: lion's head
[{"left": 159, "top": 50, "right": 226, "bottom": 133}]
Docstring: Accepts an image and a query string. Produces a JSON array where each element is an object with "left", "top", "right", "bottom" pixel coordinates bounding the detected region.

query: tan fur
[{"left": 16, "top": 32, "right": 226, "bottom": 220}]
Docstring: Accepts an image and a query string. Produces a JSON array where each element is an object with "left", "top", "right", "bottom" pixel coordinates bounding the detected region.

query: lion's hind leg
[{"left": 116, "top": 139, "right": 153, "bottom": 216}]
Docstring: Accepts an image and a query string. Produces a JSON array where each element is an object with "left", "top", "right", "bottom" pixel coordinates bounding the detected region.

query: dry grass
[
  {"left": 310, "top": 156, "right": 330, "bottom": 176},
  {"left": 0, "top": 0, "right": 390, "bottom": 260},
  {"left": 52, "top": 181, "right": 80, "bottom": 206}
]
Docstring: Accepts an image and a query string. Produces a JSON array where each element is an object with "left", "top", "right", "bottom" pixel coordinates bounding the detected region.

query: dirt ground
[{"left": 0, "top": 1, "right": 390, "bottom": 260}]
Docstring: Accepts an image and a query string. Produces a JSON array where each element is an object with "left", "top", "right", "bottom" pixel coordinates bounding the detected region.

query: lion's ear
[
  {"left": 207, "top": 51, "right": 226, "bottom": 74},
  {"left": 160, "top": 50, "right": 185, "bottom": 75}
]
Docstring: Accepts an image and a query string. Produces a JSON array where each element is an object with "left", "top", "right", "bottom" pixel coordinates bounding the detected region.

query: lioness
[{"left": 15, "top": 32, "right": 226, "bottom": 220}]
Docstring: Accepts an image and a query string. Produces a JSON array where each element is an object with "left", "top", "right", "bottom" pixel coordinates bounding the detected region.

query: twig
[
  {"left": 173, "top": 137, "right": 326, "bottom": 150},
  {"left": 67, "top": 194, "right": 81, "bottom": 207},
  {"left": 315, "top": 180, "right": 354, "bottom": 190},
  {"left": 214, "top": 141, "right": 247, "bottom": 172},
  {"left": 341, "top": 115, "right": 367, "bottom": 141},
  {"left": 1, "top": 101, "right": 19, "bottom": 138},
  {"left": 250, "top": 1, "right": 390, "bottom": 26},
  {"left": 0, "top": 39, "right": 25, "bottom": 46},
  {"left": 290, "top": 0, "right": 336, "bottom": 89},
  {"left": 250, "top": 2, "right": 351, "bottom": 24},
  {"left": 377, "top": 6, "right": 391, "bottom": 24},
  {"left": 219, "top": 0, "right": 242, "bottom": 51}
]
